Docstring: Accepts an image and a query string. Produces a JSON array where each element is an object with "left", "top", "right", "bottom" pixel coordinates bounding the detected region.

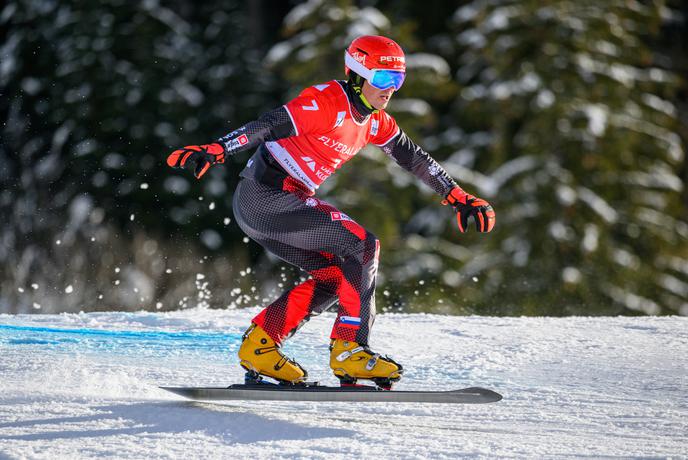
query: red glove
[
  {"left": 443, "top": 186, "right": 495, "bottom": 233},
  {"left": 166, "top": 143, "right": 225, "bottom": 179}
]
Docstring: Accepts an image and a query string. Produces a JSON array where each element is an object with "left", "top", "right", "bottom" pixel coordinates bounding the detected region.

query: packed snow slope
[{"left": 0, "top": 308, "right": 686, "bottom": 459}]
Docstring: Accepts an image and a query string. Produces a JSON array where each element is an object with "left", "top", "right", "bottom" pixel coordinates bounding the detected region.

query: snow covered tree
[
  {"left": 440, "top": 0, "right": 688, "bottom": 315},
  {"left": 0, "top": 0, "right": 276, "bottom": 312}
]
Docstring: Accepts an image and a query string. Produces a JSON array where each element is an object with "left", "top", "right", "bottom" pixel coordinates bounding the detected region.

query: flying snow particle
[
  {"left": 166, "top": 269, "right": 172, "bottom": 274},
  {"left": 33, "top": 303, "right": 41, "bottom": 309},
  {"left": 130, "top": 214, "right": 135, "bottom": 221},
  {"left": 56, "top": 240, "right": 62, "bottom": 245},
  {"left": 115, "top": 267, "right": 121, "bottom": 273},
  {"left": 562, "top": 267, "right": 582, "bottom": 284},
  {"left": 224, "top": 218, "right": 231, "bottom": 225},
  {"left": 156, "top": 302, "right": 163, "bottom": 310},
  {"left": 31, "top": 283, "right": 38, "bottom": 290},
  {"left": 472, "top": 276, "right": 479, "bottom": 282},
  {"left": 140, "top": 183, "right": 149, "bottom": 189},
  {"left": 243, "top": 237, "right": 249, "bottom": 243},
  {"left": 196, "top": 274, "right": 205, "bottom": 280},
  {"left": 209, "top": 202, "right": 215, "bottom": 210},
  {"left": 65, "top": 285, "right": 74, "bottom": 294},
  {"left": 17, "top": 287, "right": 24, "bottom": 293}
]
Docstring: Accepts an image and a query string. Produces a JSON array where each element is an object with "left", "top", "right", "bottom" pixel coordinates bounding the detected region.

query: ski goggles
[{"left": 345, "top": 52, "right": 406, "bottom": 91}]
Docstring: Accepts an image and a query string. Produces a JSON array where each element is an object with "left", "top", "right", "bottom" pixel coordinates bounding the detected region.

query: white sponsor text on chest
[{"left": 317, "top": 135, "right": 356, "bottom": 157}]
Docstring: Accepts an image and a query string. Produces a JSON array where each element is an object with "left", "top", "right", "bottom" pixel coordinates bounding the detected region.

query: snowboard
[{"left": 160, "top": 383, "right": 502, "bottom": 404}]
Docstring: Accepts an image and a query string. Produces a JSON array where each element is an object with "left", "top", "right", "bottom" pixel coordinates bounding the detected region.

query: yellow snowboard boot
[
  {"left": 329, "top": 339, "right": 403, "bottom": 389},
  {"left": 238, "top": 323, "right": 307, "bottom": 384}
]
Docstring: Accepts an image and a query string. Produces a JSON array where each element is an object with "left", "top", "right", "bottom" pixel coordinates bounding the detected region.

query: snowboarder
[{"left": 167, "top": 35, "right": 495, "bottom": 388}]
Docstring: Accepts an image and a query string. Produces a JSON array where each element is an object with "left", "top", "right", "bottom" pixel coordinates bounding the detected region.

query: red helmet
[{"left": 344, "top": 35, "right": 406, "bottom": 90}]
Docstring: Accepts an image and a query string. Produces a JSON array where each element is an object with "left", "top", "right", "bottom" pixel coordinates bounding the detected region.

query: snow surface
[{"left": 0, "top": 308, "right": 686, "bottom": 459}]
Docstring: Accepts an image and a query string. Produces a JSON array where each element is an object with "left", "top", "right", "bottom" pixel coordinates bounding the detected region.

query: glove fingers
[
  {"left": 167, "top": 147, "right": 200, "bottom": 168},
  {"left": 194, "top": 158, "right": 210, "bottom": 179},
  {"left": 476, "top": 206, "right": 496, "bottom": 232},
  {"left": 476, "top": 211, "right": 485, "bottom": 232},
  {"left": 485, "top": 206, "right": 495, "bottom": 232},
  {"left": 457, "top": 211, "right": 469, "bottom": 233},
  {"left": 167, "top": 149, "right": 191, "bottom": 168}
]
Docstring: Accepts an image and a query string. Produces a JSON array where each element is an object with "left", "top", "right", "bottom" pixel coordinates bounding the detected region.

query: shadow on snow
[{"left": 0, "top": 401, "right": 354, "bottom": 444}]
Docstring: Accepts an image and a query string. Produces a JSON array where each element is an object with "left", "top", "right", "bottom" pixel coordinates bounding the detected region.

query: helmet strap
[{"left": 348, "top": 72, "right": 379, "bottom": 114}]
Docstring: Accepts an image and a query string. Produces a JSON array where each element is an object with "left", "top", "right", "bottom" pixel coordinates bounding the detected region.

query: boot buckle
[
  {"left": 335, "top": 351, "right": 352, "bottom": 362},
  {"left": 366, "top": 354, "right": 380, "bottom": 371}
]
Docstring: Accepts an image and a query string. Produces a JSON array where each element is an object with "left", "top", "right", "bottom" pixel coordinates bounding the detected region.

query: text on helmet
[{"left": 379, "top": 56, "right": 405, "bottom": 63}]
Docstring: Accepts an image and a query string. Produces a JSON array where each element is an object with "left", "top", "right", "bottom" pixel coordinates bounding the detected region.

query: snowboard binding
[
  {"left": 243, "top": 370, "right": 319, "bottom": 387},
  {"left": 335, "top": 374, "right": 400, "bottom": 390}
]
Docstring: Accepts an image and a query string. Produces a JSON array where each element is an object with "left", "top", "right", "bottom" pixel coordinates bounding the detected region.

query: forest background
[{"left": 2, "top": 0, "right": 687, "bottom": 316}]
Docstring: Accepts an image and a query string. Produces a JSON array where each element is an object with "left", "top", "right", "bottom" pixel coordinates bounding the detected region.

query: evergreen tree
[
  {"left": 0, "top": 0, "right": 274, "bottom": 312},
  {"left": 443, "top": 0, "right": 687, "bottom": 315}
]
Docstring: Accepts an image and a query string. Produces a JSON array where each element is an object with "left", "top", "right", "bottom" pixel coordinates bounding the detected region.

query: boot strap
[
  {"left": 274, "top": 355, "right": 288, "bottom": 370},
  {"left": 255, "top": 345, "right": 278, "bottom": 355},
  {"left": 335, "top": 346, "right": 365, "bottom": 362}
]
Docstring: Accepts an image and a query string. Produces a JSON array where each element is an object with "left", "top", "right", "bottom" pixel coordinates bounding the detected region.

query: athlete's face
[{"left": 362, "top": 80, "right": 396, "bottom": 110}]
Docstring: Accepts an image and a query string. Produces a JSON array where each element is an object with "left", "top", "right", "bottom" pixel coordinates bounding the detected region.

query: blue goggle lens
[{"left": 370, "top": 70, "right": 405, "bottom": 90}]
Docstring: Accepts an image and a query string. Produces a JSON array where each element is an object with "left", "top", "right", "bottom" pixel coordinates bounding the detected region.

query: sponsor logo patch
[
  {"left": 305, "top": 198, "right": 318, "bottom": 207},
  {"left": 330, "top": 211, "right": 353, "bottom": 222},
  {"left": 334, "top": 111, "right": 346, "bottom": 128},
  {"left": 224, "top": 133, "right": 250, "bottom": 151},
  {"left": 301, "top": 156, "right": 317, "bottom": 172},
  {"left": 351, "top": 51, "right": 366, "bottom": 65},
  {"left": 370, "top": 119, "right": 379, "bottom": 136}
]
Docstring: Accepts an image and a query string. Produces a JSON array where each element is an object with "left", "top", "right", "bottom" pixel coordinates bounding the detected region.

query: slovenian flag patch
[{"left": 339, "top": 316, "right": 361, "bottom": 327}]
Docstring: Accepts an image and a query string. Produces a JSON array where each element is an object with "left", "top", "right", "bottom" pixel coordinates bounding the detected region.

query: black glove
[
  {"left": 166, "top": 143, "right": 226, "bottom": 179},
  {"left": 443, "top": 186, "right": 495, "bottom": 233}
]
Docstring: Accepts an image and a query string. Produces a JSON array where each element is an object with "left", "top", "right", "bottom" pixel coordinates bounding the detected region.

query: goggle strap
[{"left": 345, "top": 51, "right": 375, "bottom": 81}]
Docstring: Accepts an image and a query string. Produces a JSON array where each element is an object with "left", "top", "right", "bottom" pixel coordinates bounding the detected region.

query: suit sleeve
[
  {"left": 378, "top": 129, "right": 458, "bottom": 198},
  {"left": 215, "top": 84, "right": 334, "bottom": 156},
  {"left": 216, "top": 106, "right": 296, "bottom": 155}
]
